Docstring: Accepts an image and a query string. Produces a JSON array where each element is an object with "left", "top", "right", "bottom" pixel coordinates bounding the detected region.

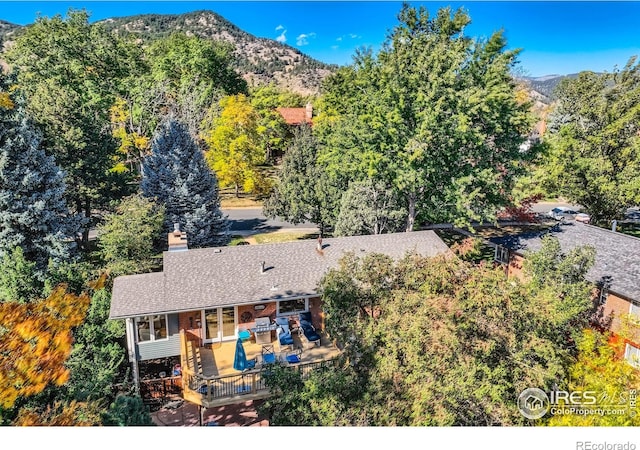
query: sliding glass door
[{"left": 203, "top": 307, "right": 237, "bottom": 343}]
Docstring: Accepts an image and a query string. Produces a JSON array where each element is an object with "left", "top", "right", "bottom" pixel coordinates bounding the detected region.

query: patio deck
[
  {"left": 199, "top": 329, "right": 341, "bottom": 377},
  {"left": 180, "top": 329, "right": 341, "bottom": 408}
]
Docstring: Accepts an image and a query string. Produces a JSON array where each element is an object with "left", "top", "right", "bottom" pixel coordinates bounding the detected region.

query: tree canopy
[
  {"left": 261, "top": 237, "right": 597, "bottom": 425},
  {"left": 5, "top": 9, "right": 139, "bottom": 246},
  {"left": 543, "top": 59, "right": 640, "bottom": 224},
  {"left": 141, "top": 117, "right": 229, "bottom": 248},
  {"left": 0, "top": 91, "right": 80, "bottom": 274},
  {"left": 315, "top": 4, "right": 535, "bottom": 231}
]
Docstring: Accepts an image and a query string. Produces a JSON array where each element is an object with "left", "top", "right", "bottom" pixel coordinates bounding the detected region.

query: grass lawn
[
  {"left": 219, "top": 189, "right": 264, "bottom": 208},
  {"left": 229, "top": 236, "right": 251, "bottom": 246},
  {"left": 252, "top": 231, "right": 319, "bottom": 244}
]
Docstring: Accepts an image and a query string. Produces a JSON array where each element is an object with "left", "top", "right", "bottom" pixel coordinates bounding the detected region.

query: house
[
  {"left": 109, "top": 228, "right": 451, "bottom": 404},
  {"left": 489, "top": 222, "right": 640, "bottom": 368},
  {"left": 276, "top": 102, "right": 313, "bottom": 126}
]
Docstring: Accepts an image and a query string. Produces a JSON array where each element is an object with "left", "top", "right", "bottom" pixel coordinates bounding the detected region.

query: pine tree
[
  {"left": 0, "top": 102, "right": 80, "bottom": 274},
  {"left": 141, "top": 117, "right": 229, "bottom": 248}
]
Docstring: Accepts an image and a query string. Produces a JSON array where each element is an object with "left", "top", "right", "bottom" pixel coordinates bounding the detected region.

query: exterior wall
[
  {"left": 309, "top": 297, "right": 324, "bottom": 330},
  {"left": 237, "top": 301, "right": 277, "bottom": 331},
  {"left": 603, "top": 294, "right": 640, "bottom": 346},
  {"left": 137, "top": 314, "right": 181, "bottom": 361},
  {"left": 506, "top": 253, "right": 526, "bottom": 280},
  {"left": 178, "top": 311, "right": 204, "bottom": 345}
]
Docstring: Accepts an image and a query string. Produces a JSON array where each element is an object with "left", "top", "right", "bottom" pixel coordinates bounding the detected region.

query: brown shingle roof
[{"left": 109, "top": 230, "right": 451, "bottom": 319}]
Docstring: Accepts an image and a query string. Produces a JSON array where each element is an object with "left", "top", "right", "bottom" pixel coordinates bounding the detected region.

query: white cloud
[
  {"left": 276, "top": 29, "right": 287, "bottom": 43},
  {"left": 275, "top": 24, "right": 284, "bottom": 31},
  {"left": 296, "top": 32, "right": 316, "bottom": 46},
  {"left": 349, "top": 33, "right": 360, "bottom": 39},
  {"left": 336, "top": 36, "right": 343, "bottom": 42},
  {"left": 331, "top": 45, "right": 339, "bottom": 50}
]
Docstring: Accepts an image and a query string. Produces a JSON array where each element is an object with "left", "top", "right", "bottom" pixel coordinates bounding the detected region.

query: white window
[
  {"left": 494, "top": 245, "right": 509, "bottom": 264},
  {"left": 625, "top": 343, "right": 640, "bottom": 369},
  {"left": 630, "top": 302, "right": 640, "bottom": 320},
  {"left": 135, "top": 315, "right": 168, "bottom": 342},
  {"left": 277, "top": 298, "right": 308, "bottom": 316}
]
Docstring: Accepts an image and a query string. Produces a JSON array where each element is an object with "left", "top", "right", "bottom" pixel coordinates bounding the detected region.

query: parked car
[
  {"left": 575, "top": 213, "right": 591, "bottom": 224},
  {"left": 625, "top": 207, "right": 640, "bottom": 223},
  {"left": 548, "top": 207, "right": 579, "bottom": 221}
]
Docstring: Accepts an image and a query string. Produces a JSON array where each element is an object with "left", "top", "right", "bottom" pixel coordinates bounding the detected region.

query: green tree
[
  {"left": 141, "top": 117, "right": 229, "bottom": 248},
  {"left": 65, "top": 288, "right": 127, "bottom": 403},
  {"left": 97, "top": 194, "right": 165, "bottom": 276},
  {"left": 334, "top": 179, "right": 406, "bottom": 236},
  {"left": 0, "top": 247, "right": 40, "bottom": 304},
  {"left": 264, "top": 237, "right": 596, "bottom": 425},
  {"left": 543, "top": 59, "right": 640, "bottom": 224},
  {"left": 101, "top": 394, "right": 155, "bottom": 426},
  {"left": 317, "top": 4, "right": 534, "bottom": 231},
  {"left": 546, "top": 330, "right": 640, "bottom": 426},
  {"left": 5, "top": 9, "right": 139, "bottom": 247},
  {"left": 263, "top": 124, "right": 341, "bottom": 235}
]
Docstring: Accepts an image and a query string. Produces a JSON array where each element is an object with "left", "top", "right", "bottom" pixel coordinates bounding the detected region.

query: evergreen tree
[
  {"left": 141, "top": 117, "right": 229, "bottom": 248},
  {"left": 263, "top": 124, "right": 341, "bottom": 235},
  {"left": 0, "top": 104, "right": 80, "bottom": 274}
]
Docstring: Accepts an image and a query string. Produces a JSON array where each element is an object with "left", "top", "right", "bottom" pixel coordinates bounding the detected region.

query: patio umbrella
[{"left": 233, "top": 337, "right": 249, "bottom": 371}]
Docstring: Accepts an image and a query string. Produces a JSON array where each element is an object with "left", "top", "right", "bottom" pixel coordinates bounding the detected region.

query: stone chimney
[
  {"left": 316, "top": 235, "right": 323, "bottom": 251},
  {"left": 305, "top": 102, "right": 313, "bottom": 121},
  {"left": 168, "top": 223, "right": 188, "bottom": 252}
]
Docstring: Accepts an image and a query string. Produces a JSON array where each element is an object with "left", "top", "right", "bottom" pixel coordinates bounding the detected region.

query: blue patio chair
[
  {"left": 261, "top": 344, "right": 277, "bottom": 365},
  {"left": 284, "top": 348, "right": 302, "bottom": 365},
  {"left": 299, "top": 312, "right": 321, "bottom": 346},
  {"left": 276, "top": 325, "right": 294, "bottom": 351}
]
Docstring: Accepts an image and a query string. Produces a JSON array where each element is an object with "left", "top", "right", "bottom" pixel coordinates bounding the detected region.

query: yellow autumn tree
[
  {"left": 109, "top": 97, "right": 151, "bottom": 174},
  {"left": 546, "top": 329, "right": 640, "bottom": 426},
  {"left": 0, "top": 275, "right": 105, "bottom": 409},
  {"left": 203, "top": 94, "right": 270, "bottom": 197}
]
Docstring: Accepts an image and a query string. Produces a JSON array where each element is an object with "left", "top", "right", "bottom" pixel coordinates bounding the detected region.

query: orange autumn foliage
[
  {"left": 13, "top": 400, "right": 100, "bottom": 426},
  {"left": 0, "top": 275, "right": 106, "bottom": 409}
]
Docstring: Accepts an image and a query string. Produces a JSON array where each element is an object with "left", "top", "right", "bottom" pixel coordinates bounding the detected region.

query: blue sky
[{"left": 1, "top": 1, "right": 639, "bottom": 77}]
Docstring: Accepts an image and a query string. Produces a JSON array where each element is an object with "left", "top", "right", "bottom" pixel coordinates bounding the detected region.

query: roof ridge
[{"left": 580, "top": 222, "right": 640, "bottom": 243}]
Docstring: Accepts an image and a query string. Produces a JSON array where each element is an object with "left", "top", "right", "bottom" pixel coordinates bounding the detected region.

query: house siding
[{"left": 137, "top": 314, "right": 181, "bottom": 360}]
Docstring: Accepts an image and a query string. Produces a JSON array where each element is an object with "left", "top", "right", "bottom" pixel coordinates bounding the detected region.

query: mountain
[
  {"left": 0, "top": 10, "right": 338, "bottom": 96},
  {"left": 521, "top": 73, "right": 583, "bottom": 102},
  {"left": 98, "top": 10, "right": 337, "bottom": 96},
  {"left": 0, "top": 19, "right": 20, "bottom": 46}
]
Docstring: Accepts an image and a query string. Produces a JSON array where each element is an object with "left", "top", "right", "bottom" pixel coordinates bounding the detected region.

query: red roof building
[{"left": 276, "top": 102, "right": 313, "bottom": 126}]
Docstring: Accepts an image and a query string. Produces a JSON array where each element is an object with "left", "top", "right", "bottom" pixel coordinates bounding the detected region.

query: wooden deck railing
[{"left": 179, "top": 330, "right": 335, "bottom": 407}]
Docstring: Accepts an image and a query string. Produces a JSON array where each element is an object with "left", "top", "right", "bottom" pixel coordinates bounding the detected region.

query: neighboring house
[
  {"left": 276, "top": 102, "right": 313, "bottom": 126},
  {"left": 489, "top": 222, "right": 640, "bottom": 368},
  {"left": 109, "top": 228, "right": 452, "bottom": 391}
]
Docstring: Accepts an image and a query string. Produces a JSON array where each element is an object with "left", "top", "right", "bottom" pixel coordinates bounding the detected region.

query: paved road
[
  {"left": 530, "top": 201, "right": 582, "bottom": 215},
  {"left": 222, "top": 208, "right": 317, "bottom": 235}
]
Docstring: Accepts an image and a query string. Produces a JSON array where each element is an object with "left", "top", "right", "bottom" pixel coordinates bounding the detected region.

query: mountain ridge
[{"left": 0, "top": 10, "right": 338, "bottom": 96}]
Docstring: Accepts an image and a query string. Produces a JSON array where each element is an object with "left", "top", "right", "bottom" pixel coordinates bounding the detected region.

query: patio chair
[
  {"left": 283, "top": 348, "right": 302, "bottom": 365},
  {"left": 299, "top": 313, "right": 321, "bottom": 347},
  {"left": 276, "top": 325, "right": 294, "bottom": 351},
  {"left": 261, "top": 344, "right": 277, "bottom": 365}
]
